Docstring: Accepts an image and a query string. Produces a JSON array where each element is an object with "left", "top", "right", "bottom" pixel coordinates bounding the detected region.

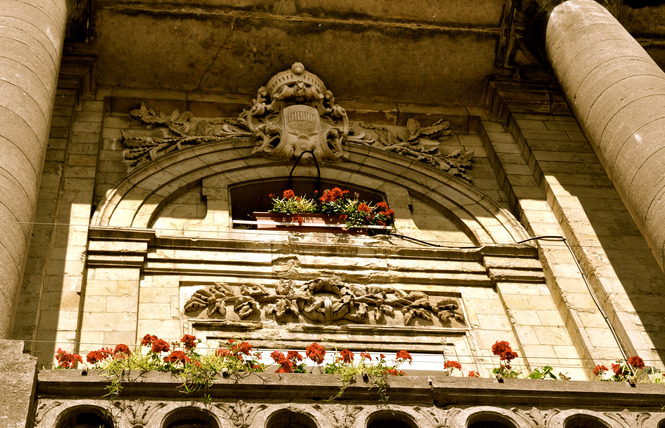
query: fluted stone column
[
  {"left": 528, "top": 0, "right": 665, "bottom": 271},
  {"left": 0, "top": 0, "right": 67, "bottom": 337}
]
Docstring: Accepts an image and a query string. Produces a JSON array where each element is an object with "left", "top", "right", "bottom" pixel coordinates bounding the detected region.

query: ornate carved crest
[
  {"left": 248, "top": 62, "right": 349, "bottom": 162},
  {"left": 184, "top": 277, "right": 466, "bottom": 327},
  {"left": 121, "top": 62, "right": 472, "bottom": 180}
]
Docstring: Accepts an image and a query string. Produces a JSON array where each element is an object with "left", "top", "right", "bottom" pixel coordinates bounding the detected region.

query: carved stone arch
[
  {"left": 549, "top": 409, "right": 618, "bottom": 428},
  {"left": 264, "top": 408, "right": 319, "bottom": 428},
  {"left": 453, "top": 406, "right": 526, "bottom": 428},
  {"left": 161, "top": 406, "right": 221, "bottom": 428},
  {"left": 92, "top": 139, "right": 529, "bottom": 245},
  {"left": 366, "top": 409, "right": 419, "bottom": 428},
  {"left": 54, "top": 404, "right": 115, "bottom": 428}
]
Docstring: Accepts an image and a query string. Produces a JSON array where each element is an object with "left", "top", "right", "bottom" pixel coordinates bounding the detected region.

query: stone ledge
[{"left": 37, "top": 370, "right": 665, "bottom": 409}]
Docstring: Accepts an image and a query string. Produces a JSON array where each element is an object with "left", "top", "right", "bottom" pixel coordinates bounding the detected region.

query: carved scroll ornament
[{"left": 184, "top": 278, "right": 466, "bottom": 327}]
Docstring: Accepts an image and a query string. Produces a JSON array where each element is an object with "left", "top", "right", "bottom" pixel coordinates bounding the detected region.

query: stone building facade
[{"left": 3, "top": 0, "right": 665, "bottom": 427}]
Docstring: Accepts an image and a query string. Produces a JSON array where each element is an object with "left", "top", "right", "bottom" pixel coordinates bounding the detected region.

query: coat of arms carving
[{"left": 247, "top": 62, "right": 349, "bottom": 162}]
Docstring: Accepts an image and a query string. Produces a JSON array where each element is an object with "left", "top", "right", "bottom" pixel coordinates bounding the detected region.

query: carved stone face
[{"left": 279, "top": 105, "right": 323, "bottom": 159}]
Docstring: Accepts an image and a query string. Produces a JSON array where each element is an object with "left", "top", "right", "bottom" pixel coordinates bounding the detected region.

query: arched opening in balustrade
[
  {"left": 162, "top": 407, "right": 220, "bottom": 428},
  {"left": 466, "top": 411, "right": 518, "bottom": 428},
  {"left": 564, "top": 414, "right": 610, "bottom": 428},
  {"left": 265, "top": 409, "right": 318, "bottom": 428},
  {"left": 56, "top": 405, "right": 114, "bottom": 428},
  {"left": 366, "top": 410, "right": 418, "bottom": 428}
]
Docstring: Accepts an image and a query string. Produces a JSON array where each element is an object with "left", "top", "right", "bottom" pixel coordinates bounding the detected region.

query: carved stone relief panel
[{"left": 183, "top": 277, "right": 466, "bottom": 328}]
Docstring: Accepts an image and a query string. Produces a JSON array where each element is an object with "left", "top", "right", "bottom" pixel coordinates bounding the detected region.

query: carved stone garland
[
  {"left": 122, "top": 62, "right": 473, "bottom": 181},
  {"left": 184, "top": 277, "right": 466, "bottom": 327}
]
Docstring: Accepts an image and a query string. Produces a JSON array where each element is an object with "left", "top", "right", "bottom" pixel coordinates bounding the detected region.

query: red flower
[
  {"left": 271, "top": 350, "right": 293, "bottom": 373},
  {"left": 233, "top": 341, "right": 253, "bottom": 356},
  {"left": 287, "top": 351, "right": 303, "bottom": 362},
  {"left": 492, "top": 340, "right": 518, "bottom": 362},
  {"left": 271, "top": 350, "right": 286, "bottom": 364},
  {"left": 151, "top": 339, "right": 170, "bottom": 353},
  {"left": 491, "top": 340, "right": 510, "bottom": 356},
  {"left": 306, "top": 342, "right": 326, "bottom": 364},
  {"left": 141, "top": 334, "right": 157, "bottom": 347},
  {"left": 627, "top": 355, "right": 645, "bottom": 369},
  {"left": 396, "top": 350, "right": 412, "bottom": 363},
  {"left": 113, "top": 344, "right": 131, "bottom": 356},
  {"left": 86, "top": 348, "right": 112, "bottom": 364},
  {"left": 468, "top": 371, "right": 480, "bottom": 377},
  {"left": 180, "top": 334, "right": 198, "bottom": 350},
  {"left": 276, "top": 361, "right": 293, "bottom": 373},
  {"left": 360, "top": 351, "right": 372, "bottom": 361},
  {"left": 164, "top": 350, "right": 190, "bottom": 364},
  {"left": 376, "top": 201, "right": 389, "bottom": 210},
  {"left": 55, "top": 348, "right": 83, "bottom": 369},
  {"left": 357, "top": 203, "right": 371, "bottom": 214},
  {"left": 384, "top": 368, "right": 405, "bottom": 376},
  {"left": 338, "top": 349, "right": 354, "bottom": 364},
  {"left": 216, "top": 348, "right": 232, "bottom": 358},
  {"left": 612, "top": 363, "right": 623, "bottom": 376},
  {"left": 380, "top": 209, "right": 395, "bottom": 217},
  {"left": 380, "top": 354, "right": 386, "bottom": 360},
  {"left": 500, "top": 350, "right": 518, "bottom": 361},
  {"left": 444, "top": 360, "right": 462, "bottom": 371},
  {"left": 593, "top": 364, "right": 608, "bottom": 376},
  {"left": 283, "top": 189, "right": 295, "bottom": 199}
]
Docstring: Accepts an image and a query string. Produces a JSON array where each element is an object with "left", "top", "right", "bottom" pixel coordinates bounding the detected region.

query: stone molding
[{"left": 35, "top": 370, "right": 665, "bottom": 428}]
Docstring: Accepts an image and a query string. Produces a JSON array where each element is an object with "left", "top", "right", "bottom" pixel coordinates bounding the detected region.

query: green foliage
[
  {"left": 323, "top": 350, "right": 409, "bottom": 402},
  {"left": 267, "top": 187, "right": 394, "bottom": 228},
  {"left": 527, "top": 366, "right": 557, "bottom": 380}
]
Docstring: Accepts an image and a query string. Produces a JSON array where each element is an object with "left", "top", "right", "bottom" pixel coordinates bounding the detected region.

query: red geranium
[
  {"left": 360, "top": 351, "right": 372, "bottom": 361},
  {"left": 338, "top": 349, "right": 354, "bottom": 364},
  {"left": 627, "top": 355, "right": 645, "bottom": 369},
  {"left": 113, "top": 344, "right": 131, "bottom": 357},
  {"left": 230, "top": 340, "right": 253, "bottom": 356},
  {"left": 612, "top": 363, "right": 623, "bottom": 377},
  {"left": 86, "top": 348, "right": 113, "bottom": 364},
  {"left": 164, "top": 350, "right": 190, "bottom": 364},
  {"left": 468, "top": 371, "right": 480, "bottom": 377},
  {"left": 141, "top": 334, "right": 158, "bottom": 347},
  {"left": 593, "top": 364, "right": 608, "bottom": 376},
  {"left": 357, "top": 203, "right": 371, "bottom": 214},
  {"left": 306, "top": 342, "right": 326, "bottom": 364},
  {"left": 444, "top": 360, "right": 462, "bottom": 371},
  {"left": 376, "top": 201, "right": 389, "bottom": 210},
  {"left": 492, "top": 340, "right": 518, "bottom": 362},
  {"left": 180, "top": 334, "right": 198, "bottom": 350},
  {"left": 151, "top": 339, "right": 170, "bottom": 353},
  {"left": 216, "top": 348, "right": 232, "bottom": 358},
  {"left": 396, "top": 350, "right": 412, "bottom": 363},
  {"left": 287, "top": 351, "right": 303, "bottom": 362},
  {"left": 283, "top": 189, "right": 295, "bottom": 199},
  {"left": 271, "top": 350, "right": 293, "bottom": 373},
  {"left": 384, "top": 368, "right": 405, "bottom": 376},
  {"left": 55, "top": 348, "right": 83, "bottom": 369}
]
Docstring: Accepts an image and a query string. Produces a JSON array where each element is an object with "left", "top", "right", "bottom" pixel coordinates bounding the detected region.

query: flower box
[{"left": 251, "top": 212, "right": 391, "bottom": 234}]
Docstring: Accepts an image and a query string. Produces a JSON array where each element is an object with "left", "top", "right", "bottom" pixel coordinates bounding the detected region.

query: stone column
[
  {"left": 526, "top": 0, "right": 665, "bottom": 271},
  {"left": 0, "top": 0, "right": 67, "bottom": 337}
]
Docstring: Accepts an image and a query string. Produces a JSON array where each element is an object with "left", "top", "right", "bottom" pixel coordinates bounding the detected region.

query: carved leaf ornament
[
  {"left": 122, "top": 62, "right": 473, "bottom": 180},
  {"left": 184, "top": 277, "right": 466, "bottom": 327}
]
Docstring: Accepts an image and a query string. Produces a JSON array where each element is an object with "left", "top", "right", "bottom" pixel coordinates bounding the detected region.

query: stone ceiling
[{"left": 65, "top": 0, "right": 665, "bottom": 106}]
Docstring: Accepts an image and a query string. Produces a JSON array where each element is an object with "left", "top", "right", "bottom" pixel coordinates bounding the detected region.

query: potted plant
[{"left": 253, "top": 187, "right": 394, "bottom": 234}]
